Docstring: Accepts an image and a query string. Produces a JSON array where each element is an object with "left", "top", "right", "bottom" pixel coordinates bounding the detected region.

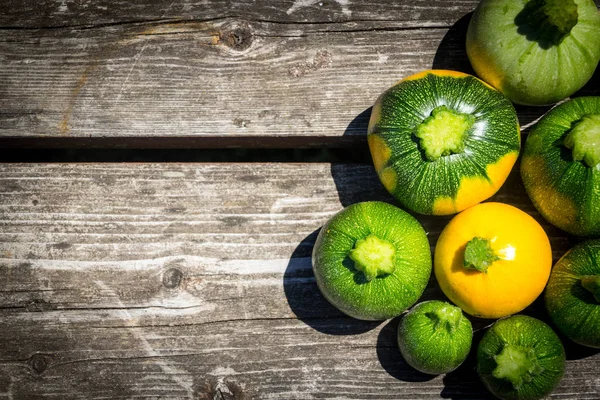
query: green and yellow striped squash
[
  {"left": 521, "top": 96, "right": 600, "bottom": 237},
  {"left": 368, "top": 70, "right": 520, "bottom": 216}
]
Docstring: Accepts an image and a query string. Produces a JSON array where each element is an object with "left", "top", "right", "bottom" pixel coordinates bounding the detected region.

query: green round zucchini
[
  {"left": 545, "top": 239, "right": 600, "bottom": 348},
  {"left": 397, "top": 300, "right": 472, "bottom": 375},
  {"left": 477, "top": 315, "right": 565, "bottom": 400},
  {"left": 466, "top": 0, "right": 600, "bottom": 106},
  {"left": 311, "top": 201, "right": 431, "bottom": 320},
  {"left": 368, "top": 70, "right": 520, "bottom": 216}
]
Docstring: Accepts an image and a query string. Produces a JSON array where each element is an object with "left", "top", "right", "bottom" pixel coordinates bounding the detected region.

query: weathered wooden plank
[
  {"left": 3, "top": 1, "right": 597, "bottom": 145},
  {"left": 1, "top": 0, "right": 480, "bottom": 29},
  {"left": 0, "top": 20, "right": 444, "bottom": 143},
  {"left": 0, "top": 163, "right": 595, "bottom": 399}
]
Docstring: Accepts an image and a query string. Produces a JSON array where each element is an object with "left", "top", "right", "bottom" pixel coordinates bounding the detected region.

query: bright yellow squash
[{"left": 434, "top": 202, "right": 552, "bottom": 319}]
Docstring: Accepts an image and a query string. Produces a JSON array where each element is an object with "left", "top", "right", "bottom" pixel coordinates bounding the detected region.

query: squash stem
[
  {"left": 349, "top": 235, "right": 396, "bottom": 281},
  {"left": 564, "top": 114, "right": 600, "bottom": 168},
  {"left": 463, "top": 237, "right": 499, "bottom": 273},
  {"left": 426, "top": 304, "right": 462, "bottom": 334},
  {"left": 581, "top": 275, "right": 600, "bottom": 303},
  {"left": 415, "top": 105, "right": 474, "bottom": 161},
  {"left": 517, "top": 0, "right": 578, "bottom": 46},
  {"left": 492, "top": 343, "right": 544, "bottom": 390}
]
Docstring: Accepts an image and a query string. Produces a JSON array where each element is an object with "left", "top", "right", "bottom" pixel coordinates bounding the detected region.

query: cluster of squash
[{"left": 311, "top": 1, "right": 600, "bottom": 399}]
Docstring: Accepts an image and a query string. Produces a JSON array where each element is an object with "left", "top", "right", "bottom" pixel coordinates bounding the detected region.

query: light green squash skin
[
  {"left": 545, "top": 239, "right": 600, "bottom": 348},
  {"left": 368, "top": 71, "right": 520, "bottom": 216},
  {"left": 311, "top": 201, "right": 431, "bottom": 321},
  {"left": 521, "top": 97, "right": 600, "bottom": 237},
  {"left": 397, "top": 300, "right": 472, "bottom": 375},
  {"left": 466, "top": 0, "right": 600, "bottom": 106},
  {"left": 477, "top": 315, "right": 566, "bottom": 400}
]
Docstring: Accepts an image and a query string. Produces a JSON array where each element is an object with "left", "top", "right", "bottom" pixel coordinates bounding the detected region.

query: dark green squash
[
  {"left": 311, "top": 201, "right": 431, "bottom": 320},
  {"left": 397, "top": 300, "right": 472, "bottom": 375},
  {"left": 521, "top": 96, "right": 600, "bottom": 237},
  {"left": 368, "top": 70, "right": 520, "bottom": 215},
  {"left": 545, "top": 239, "right": 600, "bottom": 348},
  {"left": 477, "top": 315, "right": 566, "bottom": 400}
]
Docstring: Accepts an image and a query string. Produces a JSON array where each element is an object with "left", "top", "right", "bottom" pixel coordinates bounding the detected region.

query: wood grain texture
[
  {"left": 0, "top": 163, "right": 596, "bottom": 399},
  {"left": 2, "top": 0, "right": 479, "bottom": 29},
  {"left": 2, "top": 0, "right": 597, "bottom": 145}
]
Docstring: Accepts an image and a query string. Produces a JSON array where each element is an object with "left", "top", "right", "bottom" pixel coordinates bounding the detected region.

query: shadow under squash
[
  {"left": 283, "top": 229, "right": 380, "bottom": 335},
  {"left": 331, "top": 106, "right": 397, "bottom": 208},
  {"left": 432, "top": 12, "right": 475, "bottom": 74},
  {"left": 440, "top": 327, "right": 489, "bottom": 399}
]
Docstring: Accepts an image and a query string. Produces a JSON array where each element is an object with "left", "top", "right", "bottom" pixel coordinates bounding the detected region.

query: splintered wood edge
[{"left": 0, "top": 162, "right": 592, "bottom": 399}]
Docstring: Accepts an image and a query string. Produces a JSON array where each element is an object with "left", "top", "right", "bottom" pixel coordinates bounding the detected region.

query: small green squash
[
  {"left": 311, "top": 201, "right": 431, "bottom": 320},
  {"left": 397, "top": 300, "right": 472, "bottom": 375},
  {"left": 368, "top": 70, "right": 520, "bottom": 216},
  {"left": 545, "top": 239, "right": 600, "bottom": 348},
  {"left": 521, "top": 96, "right": 600, "bottom": 237},
  {"left": 477, "top": 315, "right": 566, "bottom": 400},
  {"left": 467, "top": 0, "right": 600, "bottom": 105}
]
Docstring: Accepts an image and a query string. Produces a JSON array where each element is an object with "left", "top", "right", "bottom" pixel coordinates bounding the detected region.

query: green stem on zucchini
[
  {"left": 564, "top": 114, "right": 600, "bottom": 168},
  {"left": 349, "top": 235, "right": 396, "bottom": 281},
  {"left": 426, "top": 304, "right": 462, "bottom": 334},
  {"left": 463, "top": 237, "right": 499, "bottom": 273},
  {"left": 493, "top": 344, "right": 545, "bottom": 390},
  {"left": 517, "top": 0, "right": 578, "bottom": 45},
  {"left": 415, "top": 105, "right": 474, "bottom": 161},
  {"left": 581, "top": 275, "right": 600, "bottom": 303}
]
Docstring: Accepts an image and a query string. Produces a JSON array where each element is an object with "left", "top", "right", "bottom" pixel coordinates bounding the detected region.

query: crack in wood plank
[{"left": 0, "top": 16, "right": 452, "bottom": 32}]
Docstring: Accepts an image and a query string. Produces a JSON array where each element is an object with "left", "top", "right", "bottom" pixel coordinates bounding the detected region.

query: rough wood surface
[
  {"left": 0, "top": 163, "right": 597, "bottom": 399},
  {"left": 2, "top": 0, "right": 597, "bottom": 146},
  {"left": 2, "top": 0, "right": 481, "bottom": 28}
]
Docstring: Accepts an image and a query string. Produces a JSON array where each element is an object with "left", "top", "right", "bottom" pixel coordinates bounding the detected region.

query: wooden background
[{"left": 1, "top": 0, "right": 599, "bottom": 399}]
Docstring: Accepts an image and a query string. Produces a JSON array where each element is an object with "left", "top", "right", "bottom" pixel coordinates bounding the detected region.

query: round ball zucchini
[
  {"left": 312, "top": 201, "right": 431, "bottom": 320},
  {"left": 368, "top": 70, "right": 520, "bottom": 216},
  {"left": 466, "top": 0, "right": 600, "bottom": 106},
  {"left": 397, "top": 300, "right": 472, "bottom": 375},
  {"left": 477, "top": 315, "right": 566, "bottom": 400},
  {"left": 521, "top": 96, "right": 600, "bottom": 237},
  {"left": 545, "top": 239, "right": 600, "bottom": 348}
]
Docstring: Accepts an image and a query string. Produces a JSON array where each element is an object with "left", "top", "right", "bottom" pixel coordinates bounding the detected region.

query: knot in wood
[
  {"left": 162, "top": 268, "right": 183, "bottom": 289},
  {"left": 196, "top": 379, "right": 246, "bottom": 400},
  {"left": 28, "top": 354, "right": 49, "bottom": 374},
  {"left": 26, "top": 299, "right": 52, "bottom": 312},
  {"left": 221, "top": 27, "right": 253, "bottom": 51}
]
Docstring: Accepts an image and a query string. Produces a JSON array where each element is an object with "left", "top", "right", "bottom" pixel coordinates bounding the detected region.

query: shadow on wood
[
  {"left": 331, "top": 106, "right": 395, "bottom": 208},
  {"left": 341, "top": 106, "right": 372, "bottom": 140},
  {"left": 575, "top": 64, "right": 600, "bottom": 98},
  {"left": 283, "top": 229, "right": 381, "bottom": 335},
  {"left": 440, "top": 327, "right": 488, "bottom": 399},
  {"left": 431, "top": 12, "right": 475, "bottom": 74}
]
